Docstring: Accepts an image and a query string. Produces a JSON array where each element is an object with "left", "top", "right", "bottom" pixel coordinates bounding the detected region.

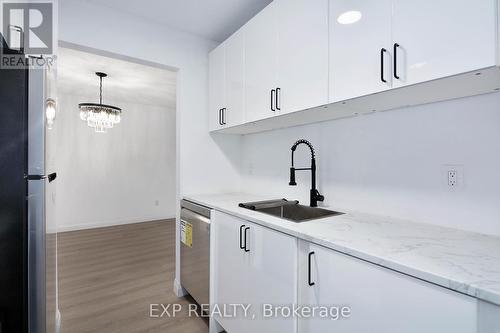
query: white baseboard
[
  {"left": 57, "top": 216, "right": 175, "bottom": 232},
  {"left": 173, "top": 278, "right": 188, "bottom": 298}
]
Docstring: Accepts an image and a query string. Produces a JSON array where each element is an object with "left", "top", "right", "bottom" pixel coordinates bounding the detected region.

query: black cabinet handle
[
  {"left": 239, "top": 225, "right": 246, "bottom": 249},
  {"left": 218, "top": 109, "right": 222, "bottom": 125},
  {"left": 271, "top": 89, "right": 276, "bottom": 112},
  {"left": 244, "top": 226, "right": 250, "bottom": 252},
  {"left": 393, "top": 43, "right": 400, "bottom": 79},
  {"left": 276, "top": 87, "right": 281, "bottom": 111},
  {"left": 48, "top": 173, "right": 57, "bottom": 183},
  {"left": 308, "top": 251, "right": 315, "bottom": 286},
  {"left": 380, "top": 48, "right": 387, "bottom": 83},
  {"left": 221, "top": 108, "right": 226, "bottom": 125}
]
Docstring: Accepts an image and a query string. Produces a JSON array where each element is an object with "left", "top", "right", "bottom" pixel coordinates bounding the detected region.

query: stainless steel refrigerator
[{"left": 0, "top": 41, "right": 58, "bottom": 333}]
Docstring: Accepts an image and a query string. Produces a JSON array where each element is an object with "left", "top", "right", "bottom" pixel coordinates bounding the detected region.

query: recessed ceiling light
[{"left": 337, "top": 11, "right": 362, "bottom": 25}]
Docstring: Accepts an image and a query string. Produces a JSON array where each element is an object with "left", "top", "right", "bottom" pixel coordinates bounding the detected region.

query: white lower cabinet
[
  {"left": 212, "top": 211, "right": 248, "bottom": 333},
  {"left": 212, "top": 211, "right": 485, "bottom": 333},
  {"left": 478, "top": 301, "right": 500, "bottom": 333},
  {"left": 212, "top": 211, "right": 297, "bottom": 333},
  {"left": 297, "top": 240, "right": 478, "bottom": 333}
]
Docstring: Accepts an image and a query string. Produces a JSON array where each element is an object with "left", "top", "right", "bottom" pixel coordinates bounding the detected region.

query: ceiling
[
  {"left": 58, "top": 47, "right": 177, "bottom": 108},
  {"left": 82, "top": 0, "right": 273, "bottom": 42}
]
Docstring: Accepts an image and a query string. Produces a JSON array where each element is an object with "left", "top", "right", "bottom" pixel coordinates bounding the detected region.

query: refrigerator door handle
[
  {"left": 25, "top": 174, "right": 46, "bottom": 180},
  {"left": 24, "top": 173, "right": 56, "bottom": 182}
]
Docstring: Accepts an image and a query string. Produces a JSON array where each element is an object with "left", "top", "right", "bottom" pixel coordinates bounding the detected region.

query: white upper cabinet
[
  {"left": 225, "top": 30, "right": 246, "bottom": 126},
  {"left": 329, "top": 0, "right": 393, "bottom": 102},
  {"left": 209, "top": 0, "right": 500, "bottom": 134},
  {"left": 244, "top": 2, "right": 278, "bottom": 123},
  {"left": 208, "top": 45, "right": 225, "bottom": 131},
  {"left": 208, "top": 32, "right": 245, "bottom": 131},
  {"left": 330, "top": 0, "right": 498, "bottom": 101},
  {"left": 275, "top": 0, "right": 329, "bottom": 113},
  {"left": 245, "top": 0, "right": 329, "bottom": 122},
  {"left": 392, "top": 0, "right": 497, "bottom": 87}
]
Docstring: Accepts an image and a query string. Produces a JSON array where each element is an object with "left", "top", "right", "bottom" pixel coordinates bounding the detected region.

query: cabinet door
[
  {"left": 225, "top": 30, "right": 245, "bottom": 127},
  {"left": 244, "top": 2, "right": 278, "bottom": 122},
  {"left": 244, "top": 221, "right": 297, "bottom": 333},
  {"left": 275, "top": 0, "right": 329, "bottom": 114},
  {"left": 478, "top": 301, "right": 500, "bottom": 333},
  {"left": 212, "top": 211, "right": 248, "bottom": 333},
  {"left": 208, "top": 45, "right": 225, "bottom": 131},
  {"left": 329, "top": 0, "right": 393, "bottom": 102},
  {"left": 392, "top": 0, "right": 497, "bottom": 87},
  {"left": 298, "top": 241, "right": 477, "bottom": 333}
]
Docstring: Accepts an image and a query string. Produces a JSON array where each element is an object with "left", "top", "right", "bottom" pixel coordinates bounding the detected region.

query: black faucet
[{"left": 289, "top": 139, "right": 324, "bottom": 207}]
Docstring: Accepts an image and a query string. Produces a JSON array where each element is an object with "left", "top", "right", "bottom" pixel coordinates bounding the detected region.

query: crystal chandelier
[{"left": 78, "top": 72, "right": 122, "bottom": 133}]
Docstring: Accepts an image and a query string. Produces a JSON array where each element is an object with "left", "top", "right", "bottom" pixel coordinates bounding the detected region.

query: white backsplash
[{"left": 240, "top": 92, "right": 500, "bottom": 236}]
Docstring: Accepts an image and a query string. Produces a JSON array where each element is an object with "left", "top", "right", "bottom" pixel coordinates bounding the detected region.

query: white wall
[
  {"left": 58, "top": 0, "right": 242, "bottom": 289},
  {"left": 56, "top": 92, "right": 176, "bottom": 231},
  {"left": 241, "top": 92, "right": 500, "bottom": 237}
]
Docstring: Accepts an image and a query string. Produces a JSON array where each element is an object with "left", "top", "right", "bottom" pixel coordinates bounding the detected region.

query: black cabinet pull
[
  {"left": 48, "top": 173, "right": 57, "bottom": 183},
  {"left": 218, "top": 109, "right": 222, "bottom": 125},
  {"left": 223, "top": 108, "right": 227, "bottom": 125},
  {"left": 239, "top": 225, "right": 246, "bottom": 249},
  {"left": 244, "top": 226, "right": 250, "bottom": 252},
  {"left": 271, "top": 89, "right": 276, "bottom": 112},
  {"left": 380, "top": 48, "right": 387, "bottom": 83},
  {"left": 393, "top": 43, "right": 400, "bottom": 79},
  {"left": 308, "top": 251, "right": 315, "bottom": 286},
  {"left": 276, "top": 87, "right": 281, "bottom": 111}
]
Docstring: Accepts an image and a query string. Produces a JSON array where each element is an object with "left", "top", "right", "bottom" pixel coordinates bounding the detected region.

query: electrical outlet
[
  {"left": 442, "top": 164, "right": 464, "bottom": 190},
  {"left": 448, "top": 170, "right": 457, "bottom": 187}
]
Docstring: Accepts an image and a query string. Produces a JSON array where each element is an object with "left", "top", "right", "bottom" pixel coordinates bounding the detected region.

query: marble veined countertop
[{"left": 184, "top": 193, "right": 500, "bottom": 306}]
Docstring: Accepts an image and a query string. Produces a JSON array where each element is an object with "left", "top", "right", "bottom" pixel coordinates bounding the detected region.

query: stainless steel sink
[{"left": 239, "top": 199, "right": 344, "bottom": 222}]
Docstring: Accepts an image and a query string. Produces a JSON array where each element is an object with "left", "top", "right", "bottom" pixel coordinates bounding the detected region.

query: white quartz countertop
[{"left": 184, "top": 193, "right": 500, "bottom": 306}]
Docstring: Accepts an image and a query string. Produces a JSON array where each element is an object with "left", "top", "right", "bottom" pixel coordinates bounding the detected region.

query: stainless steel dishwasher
[{"left": 180, "top": 199, "right": 210, "bottom": 306}]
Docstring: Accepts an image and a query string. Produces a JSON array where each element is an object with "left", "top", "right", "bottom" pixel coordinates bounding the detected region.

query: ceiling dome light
[
  {"left": 78, "top": 72, "right": 122, "bottom": 133},
  {"left": 337, "top": 10, "right": 362, "bottom": 25}
]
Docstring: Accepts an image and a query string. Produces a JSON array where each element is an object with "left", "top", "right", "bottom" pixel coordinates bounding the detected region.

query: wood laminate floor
[{"left": 58, "top": 220, "right": 208, "bottom": 333}]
